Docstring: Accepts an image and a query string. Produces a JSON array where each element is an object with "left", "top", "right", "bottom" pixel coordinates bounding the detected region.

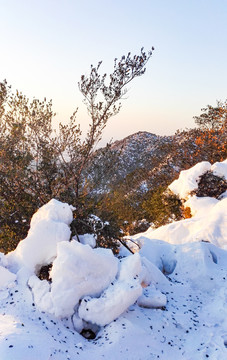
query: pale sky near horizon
[{"left": 1, "top": 0, "right": 227, "bottom": 145}]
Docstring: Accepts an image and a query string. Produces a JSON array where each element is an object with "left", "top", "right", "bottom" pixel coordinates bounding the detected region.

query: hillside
[
  {"left": 85, "top": 128, "right": 224, "bottom": 197},
  {"left": 84, "top": 131, "right": 174, "bottom": 194},
  {"left": 81, "top": 128, "right": 225, "bottom": 238},
  {"left": 0, "top": 159, "right": 226, "bottom": 359},
  {"left": 108, "top": 131, "right": 173, "bottom": 178}
]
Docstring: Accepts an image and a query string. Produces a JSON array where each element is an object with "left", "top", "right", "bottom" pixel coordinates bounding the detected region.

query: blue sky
[{"left": 1, "top": 0, "right": 227, "bottom": 144}]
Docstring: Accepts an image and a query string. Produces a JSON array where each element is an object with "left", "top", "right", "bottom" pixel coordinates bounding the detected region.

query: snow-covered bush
[
  {"left": 4, "top": 198, "right": 167, "bottom": 336},
  {"left": 169, "top": 159, "right": 227, "bottom": 200},
  {"left": 192, "top": 171, "right": 227, "bottom": 199},
  {"left": 71, "top": 214, "right": 120, "bottom": 253},
  {"left": 130, "top": 159, "right": 227, "bottom": 249}
]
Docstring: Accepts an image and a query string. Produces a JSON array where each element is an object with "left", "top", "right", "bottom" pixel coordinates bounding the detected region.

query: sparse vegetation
[{"left": 192, "top": 171, "right": 227, "bottom": 199}]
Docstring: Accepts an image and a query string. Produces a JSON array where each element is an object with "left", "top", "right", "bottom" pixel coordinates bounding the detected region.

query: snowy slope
[
  {"left": 0, "top": 160, "right": 227, "bottom": 360},
  {"left": 132, "top": 159, "right": 227, "bottom": 249}
]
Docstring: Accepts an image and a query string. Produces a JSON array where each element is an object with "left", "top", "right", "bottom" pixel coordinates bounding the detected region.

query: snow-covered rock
[
  {"left": 29, "top": 240, "right": 119, "bottom": 318},
  {"left": 78, "top": 254, "right": 142, "bottom": 326},
  {"left": 184, "top": 195, "right": 218, "bottom": 216},
  {"left": 50, "top": 241, "right": 118, "bottom": 318}
]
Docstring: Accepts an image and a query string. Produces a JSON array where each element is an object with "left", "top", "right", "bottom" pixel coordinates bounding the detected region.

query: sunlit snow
[{"left": 0, "top": 159, "right": 227, "bottom": 359}]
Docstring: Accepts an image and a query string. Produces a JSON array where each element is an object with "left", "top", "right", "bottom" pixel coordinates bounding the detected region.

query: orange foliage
[
  {"left": 182, "top": 206, "right": 192, "bottom": 219},
  {"left": 194, "top": 129, "right": 226, "bottom": 163}
]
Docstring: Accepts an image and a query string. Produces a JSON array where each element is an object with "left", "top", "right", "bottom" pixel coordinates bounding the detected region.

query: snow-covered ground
[{"left": 0, "top": 159, "right": 227, "bottom": 359}]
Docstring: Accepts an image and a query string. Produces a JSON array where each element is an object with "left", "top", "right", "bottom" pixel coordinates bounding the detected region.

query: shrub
[{"left": 192, "top": 171, "right": 227, "bottom": 199}]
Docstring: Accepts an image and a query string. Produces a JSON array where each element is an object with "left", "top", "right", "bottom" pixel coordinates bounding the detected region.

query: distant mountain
[
  {"left": 84, "top": 131, "right": 176, "bottom": 195},
  {"left": 84, "top": 128, "right": 224, "bottom": 199},
  {"left": 108, "top": 131, "right": 173, "bottom": 177}
]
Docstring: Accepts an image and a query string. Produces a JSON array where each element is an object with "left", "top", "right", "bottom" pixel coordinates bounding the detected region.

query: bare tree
[{"left": 55, "top": 47, "right": 154, "bottom": 201}]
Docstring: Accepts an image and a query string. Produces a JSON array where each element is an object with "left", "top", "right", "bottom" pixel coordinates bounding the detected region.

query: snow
[
  {"left": 0, "top": 266, "right": 16, "bottom": 289},
  {"left": 135, "top": 196, "right": 227, "bottom": 248},
  {"left": 134, "top": 159, "right": 227, "bottom": 248},
  {"left": 184, "top": 195, "right": 218, "bottom": 216},
  {"left": 211, "top": 159, "right": 227, "bottom": 179},
  {"left": 0, "top": 159, "right": 227, "bottom": 359},
  {"left": 0, "top": 254, "right": 16, "bottom": 289},
  {"left": 169, "top": 159, "right": 227, "bottom": 200},
  {"left": 137, "top": 285, "right": 167, "bottom": 308},
  {"left": 29, "top": 240, "right": 119, "bottom": 318},
  {"left": 77, "top": 233, "right": 96, "bottom": 248},
  {"left": 169, "top": 161, "right": 211, "bottom": 199},
  {"left": 78, "top": 254, "right": 142, "bottom": 326},
  {"left": 30, "top": 198, "right": 74, "bottom": 227},
  {"left": 7, "top": 199, "right": 73, "bottom": 273}
]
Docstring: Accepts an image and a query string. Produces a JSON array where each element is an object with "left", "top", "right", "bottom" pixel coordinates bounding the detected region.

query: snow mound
[
  {"left": 30, "top": 240, "right": 119, "bottom": 318},
  {"left": 7, "top": 199, "right": 73, "bottom": 273},
  {"left": 5, "top": 199, "right": 151, "bottom": 327},
  {"left": 211, "top": 159, "right": 227, "bottom": 179},
  {"left": 169, "top": 161, "right": 211, "bottom": 199},
  {"left": 184, "top": 195, "right": 218, "bottom": 216},
  {"left": 30, "top": 198, "right": 74, "bottom": 227},
  {"left": 78, "top": 254, "right": 142, "bottom": 326},
  {"left": 137, "top": 196, "right": 227, "bottom": 248},
  {"left": 169, "top": 159, "right": 227, "bottom": 200}
]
